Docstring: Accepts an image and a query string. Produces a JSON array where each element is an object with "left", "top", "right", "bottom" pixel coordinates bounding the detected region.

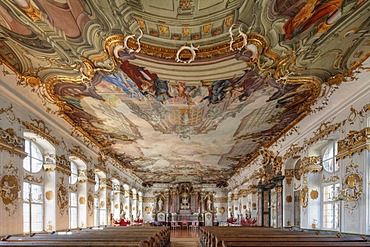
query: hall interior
[{"left": 0, "top": 0, "right": 369, "bottom": 246}]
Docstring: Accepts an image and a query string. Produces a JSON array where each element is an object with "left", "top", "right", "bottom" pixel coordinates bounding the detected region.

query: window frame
[
  {"left": 23, "top": 139, "right": 44, "bottom": 173},
  {"left": 69, "top": 192, "right": 78, "bottom": 229},
  {"left": 23, "top": 182, "right": 44, "bottom": 233},
  {"left": 69, "top": 161, "right": 78, "bottom": 185},
  {"left": 322, "top": 142, "right": 339, "bottom": 173},
  {"left": 322, "top": 183, "right": 340, "bottom": 230}
]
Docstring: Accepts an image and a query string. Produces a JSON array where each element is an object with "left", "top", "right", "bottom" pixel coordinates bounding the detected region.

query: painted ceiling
[{"left": 0, "top": 0, "right": 368, "bottom": 185}]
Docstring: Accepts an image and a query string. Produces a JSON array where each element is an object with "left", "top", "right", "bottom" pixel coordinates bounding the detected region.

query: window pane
[
  {"left": 23, "top": 203, "right": 30, "bottom": 233},
  {"left": 323, "top": 184, "right": 339, "bottom": 230},
  {"left": 23, "top": 182, "right": 30, "bottom": 201},
  {"left": 70, "top": 207, "right": 77, "bottom": 229},
  {"left": 31, "top": 157, "right": 43, "bottom": 173},
  {"left": 100, "top": 209, "right": 106, "bottom": 226},
  {"left": 69, "top": 162, "right": 78, "bottom": 184},
  {"left": 23, "top": 156, "right": 31, "bottom": 172},
  {"left": 25, "top": 139, "right": 30, "bottom": 153},
  {"left": 322, "top": 143, "right": 338, "bottom": 172},
  {"left": 32, "top": 204, "right": 43, "bottom": 232},
  {"left": 95, "top": 175, "right": 99, "bottom": 191},
  {"left": 323, "top": 203, "right": 334, "bottom": 228},
  {"left": 70, "top": 193, "right": 77, "bottom": 207},
  {"left": 31, "top": 142, "right": 43, "bottom": 160},
  {"left": 31, "top": 184, "right": 43, "bottom": 203}
]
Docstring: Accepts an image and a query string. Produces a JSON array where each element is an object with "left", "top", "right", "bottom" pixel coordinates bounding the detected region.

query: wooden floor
[{"left": 171, "top": 229, "right": 200, "bottom": 247}]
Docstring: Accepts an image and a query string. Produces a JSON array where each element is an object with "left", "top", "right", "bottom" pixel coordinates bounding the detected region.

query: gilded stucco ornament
[
  {"left": 337, "top": 127, "right": 370, "bottom": 159},
  {"left": 18, "top": 117, "right": 59, "bottom": 145},
  {"left": 286, "top": 195, "right": 292, "bottom": 203},
  {"left": 0, "top": 127, "right": 27, "bottom": 158},
  {"left": 69, "top": 145, "right": 90, "bottom": 164},
  {"left": 57, "top": 177, "right": 69, "bottom": 215},
  {"left": 284, "top": 169, "right": 294, "bottom": 185},
  {"left": 0, "top": 161, "right": 21, "bottom": 215},
  {"left": 310, "top": 190, "right": 319, "bottom": 200},
  {"left": 259, "top": 149, "right": 283, "bottom": 182},
  {"left": 87, "top": 193, "right": 94, "bottom": 216},
  {"left": 0, "top": 104, "right": 16, "bottom": 122},
  {"left": 285, "top": 104, "right": 370, "bottom": 163},
  {"left": 342, "top": 160, "right": 363, "bottom": 202},
  {"left": 45, "top": 190, "right": 53, "bottom": 200},
  {"left": 175, "top": 44, "right": 199, "bottom": 64},
  {"left": 24, "top": 174, "right": 43, "bottom": 183},
  {"left": 300, "top": 186, "right": 308, "bottom": 208},
  {"left": 56, "top": 155, "right": 72, "bottom": 175},
  {"left": 322, "top": 174, "right": 339, "bottom": 183},
  {"left": 300, "top": 156, "right": 322, "bottom": 174}
]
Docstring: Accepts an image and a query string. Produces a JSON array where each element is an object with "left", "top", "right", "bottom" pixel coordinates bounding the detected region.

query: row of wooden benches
[
  {"left": 199, "top": 226, "right": 370, "bottom": 247},
  {"left": 0, "top": 226, "right": 170, "bottom": 247}
]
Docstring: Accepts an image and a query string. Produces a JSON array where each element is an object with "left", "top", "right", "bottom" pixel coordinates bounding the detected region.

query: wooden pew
[
  {"left": 199, "top": 226, "right": 370, "bottom": 247},
  {"left": 0, "top": 226, "right": 170, "bottom": 247}
]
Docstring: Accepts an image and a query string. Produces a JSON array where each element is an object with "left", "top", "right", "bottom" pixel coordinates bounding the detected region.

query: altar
[{"left": 153, "top": 182, "right": 215, "bottom": 223}]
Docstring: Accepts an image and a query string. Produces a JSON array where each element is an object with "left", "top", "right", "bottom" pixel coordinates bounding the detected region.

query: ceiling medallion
[{"left": 175, "top": 44, "right": 199, "bottom": 64}]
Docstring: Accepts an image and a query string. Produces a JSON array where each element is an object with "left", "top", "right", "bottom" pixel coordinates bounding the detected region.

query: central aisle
[{"left": 170, "top": 229, "right": 200, "bottom": 247}]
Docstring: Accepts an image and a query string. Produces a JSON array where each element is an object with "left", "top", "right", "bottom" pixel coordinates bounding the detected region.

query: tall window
[
  {"left": 100, "top": 201, "right": 107, "bottom": 226},
  {"left": 94, "top": 174, "right": 100, "bottom": 191},
  {"left": 69, "top": 192, "right": 78, "bottom": 228},
  {"left": 23, "top": 139, "right": 44, "bottom": 233},
  {"left": 23, "top": 139, "right": 43, "bottom": 173},
  {"left": 69, "top": 161, "right": 78, "bottom": 184},
  {"left": 23, "top": 182, "right": 43, "bottom": 233},
  {"left": 69, "top": 162, "right": 78, "bottom": 228},
  {"left": 322, "top": 142, "right": 338, "bottom": 172},
  {"left": 94, "top": 198, "right": 99, "bottom": 226},
  {"left": 323, "top": 184, "right": 340, "bottom": 229}
]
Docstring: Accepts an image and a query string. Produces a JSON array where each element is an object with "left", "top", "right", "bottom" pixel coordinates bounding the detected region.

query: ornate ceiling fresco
[{"left": 0, "top": 0, "right": 368, "bottom": 185}]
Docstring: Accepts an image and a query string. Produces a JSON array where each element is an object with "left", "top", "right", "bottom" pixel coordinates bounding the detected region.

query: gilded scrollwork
[
  {"left": 284, "top": 169, "right": 294, "bottom": 185},
  {"left": 282, "top": 103, "right": 370, "bottom": 171},
  {"left": 337, "top": 127, "right": 370, "bottom": 159},
  {"left": 300, "top": 156, "right": 322, "bottom": 174},
  {"left": 24, "top": 174, "right": 44, "bottom": 183},
  {"left": 0, "top": 127, "right": 27, "bottom": 158},
  {"left": 342, "top": 160, "right": 363, "bottom": 202},
  {"left": 283, "top": 143, "right": 303, "bottom": 160},
  {"left": 0, "top": 161, "right": 21, "bottom": 215},
  {"left": 57, "top": 177, "right": 69, "bottom": 215},
  {"left": 19, "top": 117, "right": 59, "bottom": 145},
  {"left": 322, "top": 174, "right": 339, "bottom": 183},
  {"left": 0, "top": 104, "right": 16, "bottom": 122},
  {"left": 143, "top": 197, "right": 155, "bottom": 203},
  {"left": 56, "top": 155, "right": 72, "bottom": 175},
  {"left": 69, "top": 145, "right": 90, "bottom": 164},
  {"left": 300, "top": 186, "right": 308, "bottom": 208},
  {"left": 87, "top": 193, "right": 94, "bottom": 216},
  {"left": 259, "top": 149, "right": 283, "bottom": 182}
]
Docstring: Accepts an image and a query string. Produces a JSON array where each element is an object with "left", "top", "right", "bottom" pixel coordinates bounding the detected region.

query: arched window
[
  {"left": 69, "top": 161, "right": 78, "bottom": 185},
  {"left": 23, "top": 138, "right": 44, "bottom": 233},
  {"left": 69, "top": 161, "right": 78, "bottom": 229},
  {"left": 69, "top": 192, "right": 78, "bottom": 229},
  {"left": 23, "top": 182, "right": 43, "bottom": 233},
  {"left": 94, "top": 174, "right": 100, "bottom": 226},
  {"left": 322, "top": 183, "right": 340, "bottom": 229},
  {"left": 94, "top": 174, "right": 100, "bottom": 191},
  {"left": 23, "top": 139, "right": 43, "bottom": 173},
  {"left": 322, "top": 142, "right": 338, "bottom": 172}
]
